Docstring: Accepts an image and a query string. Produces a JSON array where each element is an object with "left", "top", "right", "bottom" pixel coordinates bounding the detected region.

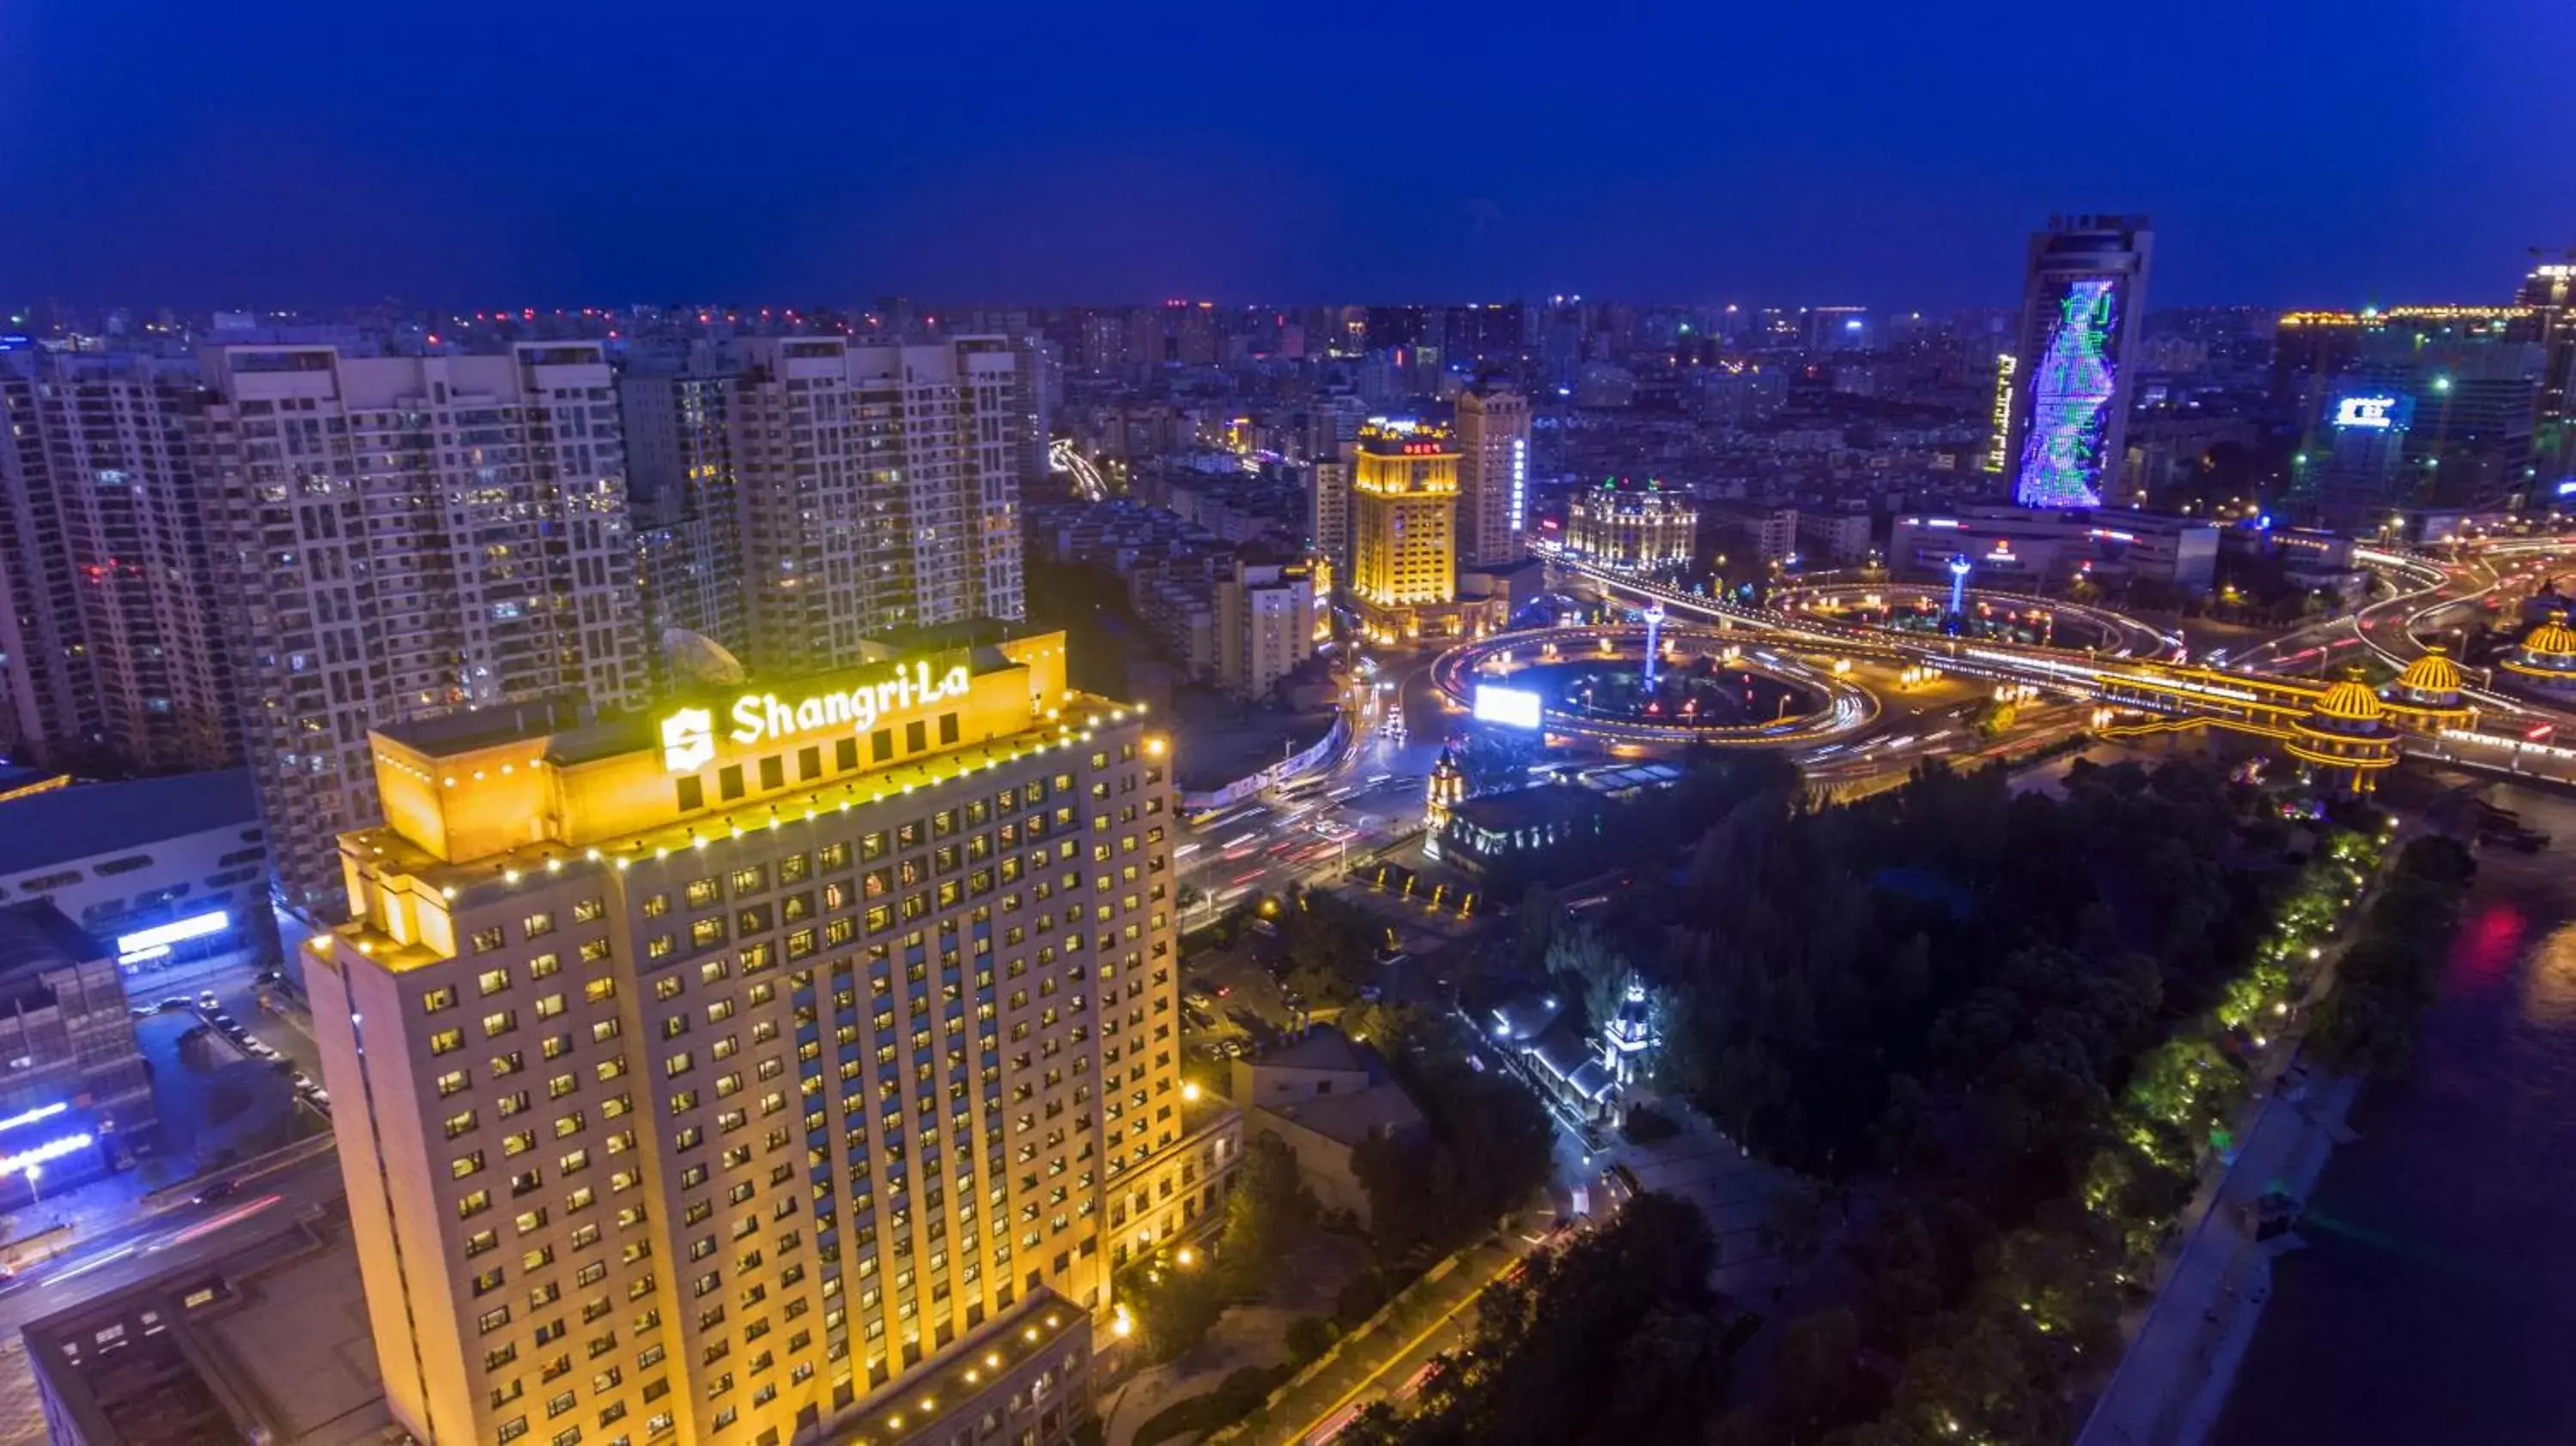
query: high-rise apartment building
[
  {"left": 0, "top": 349, "right": 236, "bottom": 771},
  {"left": 1306, "top": 458, "right": 1351, "bottom": 580},
  {"left": 1213, "top": 556, "right": 1321, "bottom": 702},
  {"left": 732, "top": 339, "right": 1024, "bottom": 680},
  {"left": 195, "top": 342, "right": 650, "bottom": 917},
  {"left": 1453, "top": 383, "right": 1531, "bottom": 568},
  {"left": 621, "top": 343, "right": 748, "bottom": 685},
  {"left": 2004, "top": 216, "right": 2154, "bottom": 509},
  {"left": 305, "top": 634, "right": 1238, "bottom": 1446}
]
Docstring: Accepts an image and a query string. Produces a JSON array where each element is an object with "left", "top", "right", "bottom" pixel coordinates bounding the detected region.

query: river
[{"left": 2214, "top": 781, "right": 2576, "bottom": 1445}]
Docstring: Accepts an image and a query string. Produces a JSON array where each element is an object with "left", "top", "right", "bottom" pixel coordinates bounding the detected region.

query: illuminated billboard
[
  {"left": 2331, "top": 394, "right": 2409, "bottom": 431},
  {"left": 116, "top": 909, "right": 230, "bottom": 963},
  {"left": 1473, "top": 684, "right": 1545, "bottom": 730}
]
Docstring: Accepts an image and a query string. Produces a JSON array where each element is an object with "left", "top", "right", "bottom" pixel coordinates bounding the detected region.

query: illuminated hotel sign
[
  {"left": 1984, "top": 353, "right": 2017, "bottom": 474},
  {"left": 660, "top": 660, "right": 973, "bottom": 775},
  {"left": 2333, "top": 394, "right": 2403, "bottom": 430}
]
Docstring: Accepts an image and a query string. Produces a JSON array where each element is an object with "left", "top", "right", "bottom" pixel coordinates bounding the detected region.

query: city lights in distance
[
  {"left": 2333, "top": 395, "right": 2402, "bottom": 430},
  {"left": 1473, "top": 684, "right": 1544, "bottom": 730}
]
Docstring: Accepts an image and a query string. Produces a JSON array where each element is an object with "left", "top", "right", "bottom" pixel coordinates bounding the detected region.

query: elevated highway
[{"left": 1532, "top": 542, "right": 2529, "bottom": 793}]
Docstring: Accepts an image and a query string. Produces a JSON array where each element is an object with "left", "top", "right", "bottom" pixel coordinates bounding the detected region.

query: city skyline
[{"left": 4, "top": 3, "right": 2571, "bottom": 311}]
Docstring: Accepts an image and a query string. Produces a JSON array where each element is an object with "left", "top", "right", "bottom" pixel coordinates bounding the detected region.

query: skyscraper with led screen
[{"left": 2004, "top": 216, "right": 2154, "bottom": 508}]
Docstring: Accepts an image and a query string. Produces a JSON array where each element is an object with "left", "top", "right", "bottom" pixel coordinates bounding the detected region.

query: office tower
[
  {"left": 0, "top": 349, "right": 236, "bottom": 771},
  {"left": 2520, "top": 255, "right": 2576, "bottom": 483},
  {"left": 305, "top": 634, "right": 1237, "bottom": 1446},
  {"left": 2290, "top": 318, "right": 2539, "bottom": 532},
  {"left": 731, "top": 337, "right": 1025, "bottom": 679},
  {"left": 196, "top": 342, "right": 650, "bottom": 918},
  {"left": 621, "top": 343, "right": 749, "bottom": 687},
  {"left": 2003, "top": 215, "right": 2154, "bottom": 508},
  {"left": 1214, "top": 555, "right": 1320, "bottom": 701},
  {"left": 1454, "top": 382, "right": 1532, "bottom": 568}
]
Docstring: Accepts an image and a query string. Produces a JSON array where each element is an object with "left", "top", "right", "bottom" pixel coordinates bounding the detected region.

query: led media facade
[
  {"left": 2004, "top": 216, "right": 2152, "bottom": 511},
  {"left": 2013, "top": 276, "right": 2123, "bottom": 507}
]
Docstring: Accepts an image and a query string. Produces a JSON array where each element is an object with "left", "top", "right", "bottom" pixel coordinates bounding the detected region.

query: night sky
[{"left": 4, "top": 0, "right": 2570, "bottom": 310}]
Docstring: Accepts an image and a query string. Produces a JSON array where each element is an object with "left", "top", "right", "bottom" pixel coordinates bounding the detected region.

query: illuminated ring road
[
  {"left": 1431, "top": 624, "right": 1879, "bottom": 749},
  {"left": 1771, "top": 581, "right": 2180, "bottom": 660},
  {"left": 2349, "top": 544, "right": 2543, "bottom": 717},
  {"left": 1047, "top": 438, "right": 1109, "bottom": 502}
]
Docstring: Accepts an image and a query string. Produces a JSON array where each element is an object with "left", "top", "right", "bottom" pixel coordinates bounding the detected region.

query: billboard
[
  {"left": 2331, "top": 393, "right": 2410, "bottom": 431},
  {"left": 1473, "top": 684, "right": 1545, "bottom": 729}
]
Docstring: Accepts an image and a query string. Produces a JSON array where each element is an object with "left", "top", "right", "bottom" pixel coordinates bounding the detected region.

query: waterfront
[{"left": 2215, "top": 782, "right": 2576, "bottom": 1445}]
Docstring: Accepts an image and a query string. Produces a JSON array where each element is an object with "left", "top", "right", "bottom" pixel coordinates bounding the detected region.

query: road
[{"left": 1176, "top": 656, "right": 1448, "bottom": 921}]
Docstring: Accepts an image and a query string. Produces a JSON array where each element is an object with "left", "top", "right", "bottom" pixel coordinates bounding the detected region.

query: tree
[
  {"left": 1395, "top": 1193, "right": 1734, "bottom": 1446},
  {"left": 1772, "top": 1307, "right": 1872, "bottom": 1441},
  {"left": 1544, "top": 923, "right": 1628, "bottom": 1035},
  {"left": 1126, "top": 1256, "right": 1224, "bottom": 1364},
  {"left": 1217, "top": 1134, "right": 1315, "bottom": 1298},
  {"left": 1511, "top": 884, "right": 1561, "bottom": 979},
  {"left": 1353, "top": 1060, "right": 1553, "bottom": 1263}
]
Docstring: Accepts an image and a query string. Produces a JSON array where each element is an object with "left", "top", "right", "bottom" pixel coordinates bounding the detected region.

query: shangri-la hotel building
[{"left": 305, "top": 631, "right": 1241, "bottom": 1446}]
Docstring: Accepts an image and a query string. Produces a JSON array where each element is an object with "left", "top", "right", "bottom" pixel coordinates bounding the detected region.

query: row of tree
[{"left": 1338, "top": 1194, "right": 1739, "bottom": 1446}]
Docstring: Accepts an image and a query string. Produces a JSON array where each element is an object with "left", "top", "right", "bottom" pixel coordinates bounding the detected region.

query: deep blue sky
[{"left": 4, "top": 0, "right": 2571, "bottom": 312}]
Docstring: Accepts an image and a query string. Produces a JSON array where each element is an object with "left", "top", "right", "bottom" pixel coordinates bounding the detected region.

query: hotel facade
[{"left": 305, "top": 631, "right": 1238, "bottom": 1446}]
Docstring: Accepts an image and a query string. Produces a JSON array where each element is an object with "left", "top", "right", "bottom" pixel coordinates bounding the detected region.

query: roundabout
[
  {"left": 1771, "top": 580, "right": 2181, "bottom": 659},
  {"left": 1431, "top": 623, "right": 1878, "bottom": 749}
]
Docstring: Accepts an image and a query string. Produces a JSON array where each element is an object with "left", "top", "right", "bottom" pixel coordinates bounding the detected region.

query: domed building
[
  {"left": 2501, "top": 611, "right": 2576, "bottom": 697},
  {"left": 2286, "top": 674, "right": 2398, "bottom": 793},
  {"left": 2379, "top": 646, "right": 2473, "bottom": 735}
]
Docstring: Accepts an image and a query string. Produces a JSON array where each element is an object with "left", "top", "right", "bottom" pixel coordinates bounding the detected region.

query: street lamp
[{"left": 26, "top": 1163, "right": 41, "bottom": 1206}]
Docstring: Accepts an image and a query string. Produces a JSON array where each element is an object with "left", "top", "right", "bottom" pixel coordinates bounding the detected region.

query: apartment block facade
[
  {"left": 1453, "top": 383, "right": 1530, "bottom": 568},
  {"left": 731, "top": 340, "right": 1025, "bottom": 680},
  {"left": 0, "top": 349, "right": 235, "bottom": 770},
  {"left": 194, "top": 343, "right": 650, "bottom": 916}
]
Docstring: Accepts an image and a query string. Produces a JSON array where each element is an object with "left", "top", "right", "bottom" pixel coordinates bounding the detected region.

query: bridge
[{"left": 1510, "top": 540, "right": 2571, "bottom": 793}]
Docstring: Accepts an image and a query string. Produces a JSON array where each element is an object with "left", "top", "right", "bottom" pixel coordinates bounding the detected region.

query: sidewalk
[{"left": 2075, "top": 1070, "right": 2360, "bottom": 1446}]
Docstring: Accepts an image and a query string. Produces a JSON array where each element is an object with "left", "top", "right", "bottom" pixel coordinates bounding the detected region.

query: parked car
[{"left": 197, "top": 991, "right": 219, "bottom": 1010}]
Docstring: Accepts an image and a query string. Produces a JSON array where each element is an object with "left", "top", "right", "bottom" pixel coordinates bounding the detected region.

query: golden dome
[
  {"left": 2394, "top": 648, "right": 2463, "bottom": 696},
  {"left": 2524, "top": 611, "right": 2576, "bottom": 661},
  {"left": 2312, "top": 677, "right": 2386, "bottom": 723}
]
